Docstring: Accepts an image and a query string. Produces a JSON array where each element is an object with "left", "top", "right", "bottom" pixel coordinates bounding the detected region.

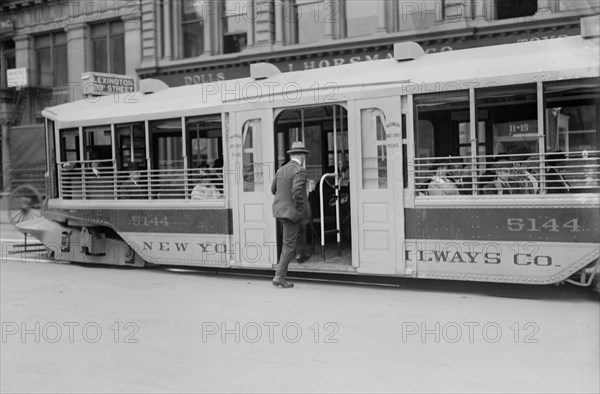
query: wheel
[{"left": 7, "top": 184, "right": 43, "bottom": 226}]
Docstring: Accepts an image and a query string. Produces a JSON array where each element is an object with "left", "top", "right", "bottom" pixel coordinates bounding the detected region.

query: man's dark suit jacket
[{"left": 271, "top": 160, "right": 310, "bottom": 225}]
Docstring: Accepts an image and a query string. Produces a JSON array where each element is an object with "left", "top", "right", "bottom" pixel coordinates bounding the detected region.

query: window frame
[
  {"left": 90, "top": 20, "right": 125, "bottom": 74},
  {"left": 221, "top": 0, "right": 253, "bottom": 54},
  {"left": 0, "top": 39, "right": 16, "bottom": 88},
  {"left": 180, "top": 0, "right": 205, "bottom": 58},
  {"left": 285, "top": 0, "right": 342, "bottom": 45},
  {"left": 35, "top": 31, "right": 68, "bottom": 86}
]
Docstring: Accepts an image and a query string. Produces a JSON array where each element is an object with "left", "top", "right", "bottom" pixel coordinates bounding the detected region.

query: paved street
[{"left": 1, "top": 218, "right": 599, "bottom": 393}]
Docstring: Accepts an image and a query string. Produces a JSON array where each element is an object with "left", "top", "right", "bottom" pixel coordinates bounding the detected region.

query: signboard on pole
[
  {"left": 0, "top": 18, "right": 14, "bottom": 36},
  {"left": 7, "top": 68, "right": 28, "bottom": 89},
  {"left": 81, "top": 72, "right": 136, "bottom": 96}
]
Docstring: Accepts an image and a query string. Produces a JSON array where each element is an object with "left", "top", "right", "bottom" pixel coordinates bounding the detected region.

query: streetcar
[{"left": 12, "top": 28, "right": 600, "bottom": 289}]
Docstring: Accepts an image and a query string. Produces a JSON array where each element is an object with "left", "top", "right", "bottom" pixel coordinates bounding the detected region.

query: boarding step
[{"left": 9, "top": 242, "right": 46, "bottom": 254}]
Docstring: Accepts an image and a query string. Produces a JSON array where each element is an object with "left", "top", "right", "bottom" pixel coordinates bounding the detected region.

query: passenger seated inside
[
  {"left": 212, "top": 156, "right": 225, "bottom": 194},
  {"left": 545, "top": 151, "right": 570, "bottom": 193},
  {"left": 120, "top": 162, "right": 145, "bottom": 199},
  {"left": 483, "top": 158, "right": 529, "bottom": 194},
  {"left": 483, "top": 148, "right": 542, "bottom": 195},
  {"left": 483, "top": 159, "right": 516, "bottom": 194},
  {"left": 90, "top": 161, "right": 100, "bottom": 178},
  {"left": 191, "top": 166, "right": 222, "bottom": 200},
  {"left": 507, "top": 146, "right": 539, "bottom": 194},
  {"left": 213, "top": 155, "right": 224, "bottom": 169},
  {"left": 445, "top": 159, "right": 473, "bottom": 195},
  {"left": 86, "top": 160, "right": 110, "bottom": 199},
  {"left": 427, "top": 161, "right": 460, "bottom": 196}
]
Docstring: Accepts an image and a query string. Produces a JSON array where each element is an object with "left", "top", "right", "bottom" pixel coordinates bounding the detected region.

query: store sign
[
  {"left": 81, "top": 72, "right": 136, "bottom": 95},
  {"left": 151, "top": 25, "right": 581, "bottom": 87},
  {"left": 7, "top": 67, "right": 28, "bottom": 88},
  {"left": 0, "top": 18, "right": 14, "bottom": 36}
]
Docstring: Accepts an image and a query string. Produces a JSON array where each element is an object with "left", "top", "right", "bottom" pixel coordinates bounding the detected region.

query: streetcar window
[
  {"left": 416, "top": 120, "right": 434, "bottom": 157},
  {"left": 149, "top": 119, "right": 183, "bottom": 170},
  {"left": 59, "top": 128, "right": 79, "bottom": 162},
  {"left": 148, "top": 119, "right": 184, "bottom": 199},
  {"left": 414, "top": 90, "right": 470, "bottom": 159},
  {"left": 116, "top": 123, "right": 146, "bottom": 170},
  {"left": 83, "top": 125, "right": 112, "bottom": 163},
  {"left": 544, "top": 78, "right": 599, "bottom": 193},
  {"left": 242, "top": 119, "right": 263, "bottom": 192},
  {"left": 361, "top": 108, "right": 387, "bottom": 189},
  {"left": 186, "top": 115, "right": 223, "bottom": 169},
  {"left": 476, "top": 84, "right": 538, "bottom": 156},
  {"left": 545, "top": 78, "right": 599, "bottom": 153}
]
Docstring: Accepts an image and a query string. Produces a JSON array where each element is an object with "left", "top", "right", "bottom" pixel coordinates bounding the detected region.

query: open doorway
[{"left": 274, "top": 104, "right": 352, "bottom": 269}]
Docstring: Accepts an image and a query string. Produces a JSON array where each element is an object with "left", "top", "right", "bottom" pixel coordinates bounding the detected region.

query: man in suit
[{"left": 271, "top": 141, "right": 311, "bottom": 288}]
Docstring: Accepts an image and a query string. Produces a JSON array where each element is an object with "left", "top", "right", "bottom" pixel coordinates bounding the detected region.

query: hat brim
[
  {"left": 493, "top": 160, "right": 512, "bottom": 169},
  {"left": 287, "top": 148, "right": 309, "bottom": 155}
]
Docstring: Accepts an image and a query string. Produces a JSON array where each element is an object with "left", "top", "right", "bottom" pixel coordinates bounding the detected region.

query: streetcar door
[
  {"left": 230, "top": 110, "right": 276, "bottom": 268},
  {"left": 274, "top": 105, "right": 351, "bottom": 264},
  {"left": 352, "top": 97, "right": 404, "bottom": 274}
]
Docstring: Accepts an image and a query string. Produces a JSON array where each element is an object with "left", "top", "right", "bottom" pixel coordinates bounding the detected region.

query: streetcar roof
[{"left": 43, "top": 35, "right": 599, "bottom": 128}]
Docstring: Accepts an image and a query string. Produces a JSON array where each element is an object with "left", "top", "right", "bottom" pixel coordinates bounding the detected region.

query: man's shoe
[
  {"left": 272, "top": 279, "right": 294, "bottom": 288},
  {"left": 296, "top": 254, "right": 312, "bottom": 263}
]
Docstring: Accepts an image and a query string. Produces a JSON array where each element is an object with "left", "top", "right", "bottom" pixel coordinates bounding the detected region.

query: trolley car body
[{"left": 20, "top": 33, "right": 600, "bottom": 287}]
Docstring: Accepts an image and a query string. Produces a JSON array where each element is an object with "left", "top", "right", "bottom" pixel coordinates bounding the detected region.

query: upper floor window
[
  {"left": 222, "top": 0, "right": 251, "bottom": 53},
  {"left": 558, "top": 0, "right": 599, "bottom": 11},
  {"left": 344, "top": 0, "right": 378, "bottom": 37},
  {"left": 397, "top": 0, "right": 441, "bottom": 31},
  {"left": 287, "top": 0, "right": 340, "bottom": 44},
  {"left": 91, "top": 21, "right": 125, "bottom": 74},
  {"left": 496, "top": 0, "right": 537, "bottom": 20},
  {"left": 182, "top": 0, "right": 205, "bottom": 58},
  {"left": 35, "top": 31, "right": 67, "bottom": 86},
  {"left": 0, "top": 39, "right": 15, "bottom": 88}
]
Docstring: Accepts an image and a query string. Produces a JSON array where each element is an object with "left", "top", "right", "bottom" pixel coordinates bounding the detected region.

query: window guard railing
[
  {"left": 58, "top": 160, "right": 225, "bottom": 201},
  {"left": 414, "top": 150, "right": 600, "bottom": 196}
]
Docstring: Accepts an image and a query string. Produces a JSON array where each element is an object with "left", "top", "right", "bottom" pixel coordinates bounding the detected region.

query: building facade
[
  {"left": 1, "top": 0, "right": 598, "bottom": 194},
  {"left": 0, "top": 0, "right": 142, "bottom": 193},
  {"left": 137, "top": 0, "right": 599, "bottom": 87}
]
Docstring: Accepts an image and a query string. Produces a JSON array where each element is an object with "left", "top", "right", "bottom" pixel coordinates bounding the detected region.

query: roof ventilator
[
  {"left": 139, "top": 78, "right": 169, "bottom": 94},
  {"left": 250, "top": 62, "right": 281, "bottom": 80},
  {"left": 581, "top": 15, "right": 600, "bottom": 39},
  {"left": 393, "top": 42, "right": 426, "bottom": 62}
]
